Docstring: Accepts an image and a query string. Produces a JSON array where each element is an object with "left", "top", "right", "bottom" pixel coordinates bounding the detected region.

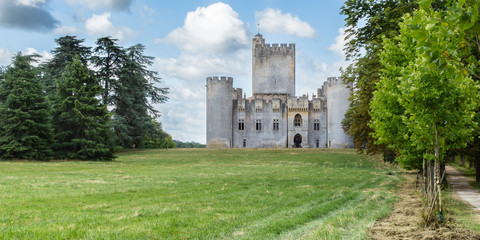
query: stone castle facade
[{"left": 206, "top": 34, "right": 353, "bottom": 148}]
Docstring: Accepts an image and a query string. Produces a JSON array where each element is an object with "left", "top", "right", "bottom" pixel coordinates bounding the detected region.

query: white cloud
[
  {"left": 256, "top": 8, "right": 316, "bottom": 38},
  {"left": 66, "top": 0, "right": 133, "bottom": 11},
  {"left": 328, "top": 28, "right": 347, "bottom": 57},
  {"left": 154, "top": 2, "right": 252, "bottom": 143},
  {"left": 158, "top": 2, "right": 249, "bottom": 54},
  {"left": 85, "top": 12, "right": 135, "bottom": 41},
  {"left": 155, "top": 50, "right": 250, "bottom": 82},
  {"left": 0, "top": 48, "right": 13, "bottom": 66},
  {"left": 17, "top": 0, "right": 46, "bottom": 6},
  {"left": 140, "top": 5, "right": 155, "bottom": 17},
  {"left": 0, "top": 47, "right": 53, "bottom": 67},
  {"left": 54, "top": 25, "right": 78, "bottom": 35},
  {"left": 24, "top": 47, "right": 53, "bottom": 66},
  {"left": 156, "top": 85, "right": 207, "bottom": 143}
]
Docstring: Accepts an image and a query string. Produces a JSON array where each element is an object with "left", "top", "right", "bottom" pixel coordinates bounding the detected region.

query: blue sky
[{"left": 0, "top": 0, "right": 349, "bottom": 144}]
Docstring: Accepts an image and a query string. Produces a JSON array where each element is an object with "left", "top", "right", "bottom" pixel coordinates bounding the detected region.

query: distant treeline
[
  {"left": 0, "top": 35, "right": 173, "bottom": 161},
  {"left": 173, "top": 140, "right": 206, "bottom": 148}
]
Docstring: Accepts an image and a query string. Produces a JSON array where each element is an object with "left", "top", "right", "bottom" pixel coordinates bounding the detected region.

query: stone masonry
[{"left": 206, "top": 34, "right": 353, "bottom": 148}]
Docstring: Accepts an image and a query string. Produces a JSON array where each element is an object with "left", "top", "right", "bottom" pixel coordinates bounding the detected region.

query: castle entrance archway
[{"left": 294, "top": 134, "right": 302, "bottom": 148}]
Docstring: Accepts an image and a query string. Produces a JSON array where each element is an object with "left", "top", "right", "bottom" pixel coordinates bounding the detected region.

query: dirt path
[
  {"left": 446, "top": 165, "right": 480, "bottom": 211},
  {"left": 370, "top": 171, "right": 480, "bottom": 239}
]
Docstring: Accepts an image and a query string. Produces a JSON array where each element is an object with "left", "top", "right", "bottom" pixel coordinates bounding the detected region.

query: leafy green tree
[
  {"left": 91, "top": 36, "right": 126, "bottom": 105},
  {"left": 139, "top": 120, "right": 176, "bottom": 149},
  {"left": 53, "top": 56, "right": 114, "bottom": 160},
  {"left": 340, "top": 0, "right": 419, "bottom": 154},
  {"left": 371, "top": 0, "right": 479, "bottom": 219},
  {"left": 41, "top": 35, "right": 91, "bottom": 97},
  {"left": 113, "top": 44, "right": 168, "bottom": 148},
  {"left": 0, "top": 53, "right": 53, "bottom": 160}
]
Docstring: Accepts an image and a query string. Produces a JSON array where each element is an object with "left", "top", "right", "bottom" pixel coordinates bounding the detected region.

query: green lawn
[{"left": 0, "top": 149, "right": 403, "bottom": 239}]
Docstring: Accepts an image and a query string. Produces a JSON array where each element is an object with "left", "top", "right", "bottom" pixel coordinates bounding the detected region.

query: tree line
[
  {"left": 0, "top": 35, "right": 175, "bottom": 161},
  {"left": 341, "top": 0, "right": 479, "bottom": 223}
]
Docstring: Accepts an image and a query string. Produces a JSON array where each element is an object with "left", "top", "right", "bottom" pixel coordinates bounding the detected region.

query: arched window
[
  {"left": 314, "top": 119, "right": 320, "bottom": 130},
  {"left": 256, "top": 119, "right": 262, "bottom": 130},
  {"left": 238, "top": 119, "right": 244, "bottom": 130},
  {"left": 273, "top": 118, "right": 279, "bottom": 131},
  {"left": 294, "top": 114, "right": 302, "bottom": 127}
]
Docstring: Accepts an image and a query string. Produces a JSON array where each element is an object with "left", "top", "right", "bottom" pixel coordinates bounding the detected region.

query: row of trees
[
  {"left": 341, "top": 0, "right": 480, "bottom": 222},
  {"left": 0, "top": 36, "right": 174, "bottom": 160}
]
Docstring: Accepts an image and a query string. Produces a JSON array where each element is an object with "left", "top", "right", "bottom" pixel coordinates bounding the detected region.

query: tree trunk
[
  {"left": 423, "top": 158, "right": 426, "bottom": 195},
  {"left": 461, "top": 153, "right": 466, "bottom": 166},
  {"left": 475, "top": 153, "right": 480, "bottom": 183},
  {"left": 434, "top": 124, "right": 442, "bottom": 218}
]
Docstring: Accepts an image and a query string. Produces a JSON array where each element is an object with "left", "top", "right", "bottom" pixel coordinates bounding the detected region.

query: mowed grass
[{"left": 0, "top": 148, "right": 403, "bottom": 239}]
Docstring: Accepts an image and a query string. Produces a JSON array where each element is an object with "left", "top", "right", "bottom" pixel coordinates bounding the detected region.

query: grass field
[{"left": 0, "top": 148, "right": 403, "bottom": 239}]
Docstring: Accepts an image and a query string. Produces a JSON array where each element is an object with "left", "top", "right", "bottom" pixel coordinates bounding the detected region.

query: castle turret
[
  {"left": 206, "top": 76, "right": 233, "bottom": 148},
  {"left": 252, "top": 34, "right": 295, "bottom": 97},
  {"left": 324, "top": 77, "right": 353, "bottom": 148}
]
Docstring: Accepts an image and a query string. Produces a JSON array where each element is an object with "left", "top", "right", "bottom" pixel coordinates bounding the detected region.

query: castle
[{"left": 206, "top": 34, "right": 353, "bottom": 148}]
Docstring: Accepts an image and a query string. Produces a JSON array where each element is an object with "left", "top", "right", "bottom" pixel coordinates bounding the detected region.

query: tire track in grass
[
  {"left": 276, "top": 174, "right": 397, "bottom": 240},
  {"left": 223, "top": 191, "right": 362, "bottom": 239}
]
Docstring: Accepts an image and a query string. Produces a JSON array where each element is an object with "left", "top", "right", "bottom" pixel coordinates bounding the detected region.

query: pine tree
[
  {"left": 91, "top": 36, "right": 126, "bottom": 106},
  {"left": 41, "top": 35, "right": 91, "bottom": 97},
  {"left": 53, "top": 56, "right": 114, "bottom": 160},
  {"left": 113, "top": 44, "right": 168, "bottom": 148},
  {"left": 0, "top": 53, "right": 53, "bottom": 160}
]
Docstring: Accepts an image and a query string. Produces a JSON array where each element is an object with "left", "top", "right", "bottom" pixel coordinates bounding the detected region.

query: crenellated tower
[
  {"left": 252, "top": 34, "right": 295, "bottom": 97},
  {"left": 206, "top": 76, "right": 233, "bottom": 148}
]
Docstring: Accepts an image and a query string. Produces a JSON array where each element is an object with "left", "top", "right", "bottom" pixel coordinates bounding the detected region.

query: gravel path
[{"left": 446, "top": 165, "right": 480, "bottom": 211}]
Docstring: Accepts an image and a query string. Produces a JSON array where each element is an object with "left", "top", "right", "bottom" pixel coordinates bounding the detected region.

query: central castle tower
[{"left": 252, "top": 34, "right": 295, "bottom": 97}]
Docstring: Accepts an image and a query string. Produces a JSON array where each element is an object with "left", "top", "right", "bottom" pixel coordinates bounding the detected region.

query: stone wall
[
  {"left": 252, "top": 34, "right": 295, "bottom": 96},
  {"left": 287, "top": 96, "right": 310, "bottom": 148},
  {"left": 206, "top": 76, "right": 233, "bottom": 148},
  {"left": 233, "top": 95, "right": 287, "bottom": 148},
  {"left": 323, "top": 77, "right": 354, "bottom": 148}
]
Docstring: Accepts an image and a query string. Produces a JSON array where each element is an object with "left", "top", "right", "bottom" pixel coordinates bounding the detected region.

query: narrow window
[
  {"left": 256, "top": 119, "right": 262, "bottom": 130},
  {"left": 243, "top": 139, "right": 246, "bottom": 148},
  {"left": 294, "top": 114, "right": 302, "bottom": 127},
  {"left": 238, "top": 119, "right": 244, "bottom": 130},
  {"left": 273, "top": 119, "right": 279, "bottom": 131},
  {"left": 314, "top": 119, "right": 320, "bottom": 131}
]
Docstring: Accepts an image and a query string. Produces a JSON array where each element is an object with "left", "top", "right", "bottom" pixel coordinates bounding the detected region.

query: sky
[{"left": 0, "top": 0, "right": 349, "bottom": 144}]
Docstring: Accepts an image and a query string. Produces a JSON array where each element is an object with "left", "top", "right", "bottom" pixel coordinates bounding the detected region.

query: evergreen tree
[
  {"left": 91, "top": 36, "right": 126, "bottom": 106},
  {"left": 53, "top": 56, "right": 114, "bottom": 160},
  {"left": 0, "top": 53, "right": 53, "bottom": 160},
  {"left": 41, "top": 35, "right": 91, "bottom": 97},
  {"left": 113, "top": 44, "right": 168, "bottom": 148}
]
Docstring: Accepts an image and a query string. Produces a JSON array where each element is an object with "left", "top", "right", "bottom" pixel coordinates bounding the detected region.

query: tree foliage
[
  {"left": 372, "top": 0, "right": 479, "bottom": 168},
  {"left": 113, "top": 44, "right": 168, "bottom": 148},
  {"left": 91, "top": 36, "right": 125, "bottom": 105},
  {"left": 0, "top": 34, "right": 173, "bottom": 160},
  {"left": 370, "top": 0, "right": 480, "bottom": 220},
  {"left": 0, "top": 54, "right": 53, "bottom": 160},
  {"left": 340, "top": 0, "right": 419, "bottom": 154},
  {"left": 41, "top": 36, "right": 91, "bottom": 97},
  {"left": 53, "top": 56, "right": 115, "bottom": 160}
]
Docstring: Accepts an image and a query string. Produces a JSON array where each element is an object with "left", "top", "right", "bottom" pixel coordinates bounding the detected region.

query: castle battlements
[
  {"left": 326, "top": 77, "right": 342, "bottom": 86},
  {"left": 255, "top": 43, "right": 295, "bottom": 52},
  {"left": 207, "top": 76, "right": 233, "bottom": 82}
]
